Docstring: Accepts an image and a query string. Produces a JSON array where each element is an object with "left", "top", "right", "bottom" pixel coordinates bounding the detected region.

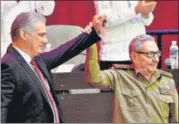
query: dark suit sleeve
[
  {"left": 41, "top": 27, "right": 101, "bottom": 69},
  {"left": 1, "top": 64, "right": 16, "bottom": 123}
]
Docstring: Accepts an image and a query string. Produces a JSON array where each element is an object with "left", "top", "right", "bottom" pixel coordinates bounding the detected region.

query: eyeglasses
[{"left": 135, "top": 50, "right": 161, "bottom": 58}]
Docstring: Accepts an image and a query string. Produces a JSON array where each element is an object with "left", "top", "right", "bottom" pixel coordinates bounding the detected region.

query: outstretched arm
[
  {"left": 85, "top": 44, "right": 116, "bottom": 91},
  {"left": 41, "top": 27, "right": 101, "bottom": 69},
  {"left": 41, "top": 15, "right": 106, "bottom": 69}
]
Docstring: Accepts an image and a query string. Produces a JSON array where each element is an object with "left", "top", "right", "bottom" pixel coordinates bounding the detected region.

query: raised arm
[
  {"left": 41, "top": 27, "right": 101, "bottom": 69},
  {"left": 85, "top": 44, "right": 116, "bottom": 91},
  {"left": 41, "top": 15, "right": 107, "bottom": 69}
]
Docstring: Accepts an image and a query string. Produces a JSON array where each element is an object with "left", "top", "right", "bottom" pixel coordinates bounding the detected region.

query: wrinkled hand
[
  {"left": 135, "top": 1, "right": 157, "bottom": 15},
  {"left": 82, "top": 15, "right": 107, "bottom": 35},
  {"left": 92, "top": 15, "right": 107, "bottom": 34}
]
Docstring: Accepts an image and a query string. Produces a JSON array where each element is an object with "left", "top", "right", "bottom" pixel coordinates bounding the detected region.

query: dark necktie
[{"left": 31, "top": 60, "right": 59, "bottom": 123}]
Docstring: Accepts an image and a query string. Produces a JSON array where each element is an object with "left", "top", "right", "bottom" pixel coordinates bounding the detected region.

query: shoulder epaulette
[{"left": 159, "top": 70, "right": 173, "bottom": 78}]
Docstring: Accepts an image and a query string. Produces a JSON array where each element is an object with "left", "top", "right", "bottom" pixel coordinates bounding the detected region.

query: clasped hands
[{"left": 82, "top": 15, "right": 107, "bottom": 35}]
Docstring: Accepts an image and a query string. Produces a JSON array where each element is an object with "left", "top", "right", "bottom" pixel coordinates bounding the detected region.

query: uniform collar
[{"left": 134, "top": 68, "right": 161, "bottom": 84}]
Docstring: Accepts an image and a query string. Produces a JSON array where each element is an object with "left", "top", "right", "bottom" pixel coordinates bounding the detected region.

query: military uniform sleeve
[
  {"left": 159, "top": 70, "right": 178, "bottom": 122},
  {"left": 85, "top": 44, "right": 116, "bottom": 91},
  {"left": 1, "top": 63, "right": 16, "bottom": 123},
  {"left": 169, "top": 82, "right": 178, "bottom": 122},
  {"left": 173, "top": 86, "right": 178, "bottom": 122}
]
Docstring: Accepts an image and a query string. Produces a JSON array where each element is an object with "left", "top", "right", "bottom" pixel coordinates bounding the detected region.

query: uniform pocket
[
  {"left": 158, "top": 88, "right": 174, "bottom": 117},
  {"left": 121, "top": 87, "right": 141, "bottom": 112},
  {"left": 159, "top": 94, "right": 174, "bottom": 103}
]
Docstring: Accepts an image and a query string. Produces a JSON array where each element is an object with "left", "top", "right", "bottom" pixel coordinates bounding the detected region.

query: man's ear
[
  {"left": 19, "top": 30, "right": 28, "bottom": 41},
  {"left": 130, "top": 52, "right": 137, "bottom": 63}
]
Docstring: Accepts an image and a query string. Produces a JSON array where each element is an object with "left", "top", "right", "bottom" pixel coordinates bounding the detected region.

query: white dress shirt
[
  {"left": 94, "top": 1, "right": 154, "bottom": 61},
  {"left": 13, "top": 46, "right": 51, "bottom": 89},
  {"left": 13, "top": 46, "right": 57, "bottom": 122},
  {"left": 1, "top": 1, "right": 55, "bottom": 57}
]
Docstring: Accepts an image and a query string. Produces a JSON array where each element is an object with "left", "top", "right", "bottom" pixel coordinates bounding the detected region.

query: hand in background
[
  {"left": 135, "top": 1, "right": 157, "bottom": 17},
  {"left": 145, "top": 0, "right": 156, "bottom": 3}
]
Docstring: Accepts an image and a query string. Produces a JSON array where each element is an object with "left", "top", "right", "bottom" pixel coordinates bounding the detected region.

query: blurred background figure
[
  {"left": 46, "top": 25, "right": 85, "bottom": 72},
  {"left": 94, "top": 0, "right": 157, "bottom": 70},
  {"left": 1, "top": 1, "right": 55, "bottom": 57}
]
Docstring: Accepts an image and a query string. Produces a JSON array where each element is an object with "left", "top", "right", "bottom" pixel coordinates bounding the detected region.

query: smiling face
[
  {"left": 24, "top": 21, "right": 48, "bottom": 57},
  {"left": 131, "top": 40, "right": 160, "bottom": 75}
]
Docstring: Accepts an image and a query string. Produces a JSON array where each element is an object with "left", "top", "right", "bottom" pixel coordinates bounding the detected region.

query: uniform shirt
[
  {"left": 85, "top": 45, "right": 178, "bottom": 123},
  {"left": 94, "top": 1, "right": 154, "bottom": 61}
]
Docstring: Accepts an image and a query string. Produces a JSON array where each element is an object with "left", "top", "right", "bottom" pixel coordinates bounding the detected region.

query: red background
[{"left": 46, "top": 1, "right": 179, "bottom": 69}]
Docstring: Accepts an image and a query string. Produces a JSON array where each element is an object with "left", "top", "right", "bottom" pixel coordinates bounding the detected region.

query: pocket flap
[
  {"left": 159, "top": 94, "right": 174, "bottom": 103},
  {"left": 159, "top": 88, "right": 174, "bottom": 95},
  {"left": 121, "top": 87, "right": 140, "bottom": 97}
]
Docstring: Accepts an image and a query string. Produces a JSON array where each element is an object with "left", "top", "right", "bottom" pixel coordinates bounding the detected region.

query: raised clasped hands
[{"left": 82, "top": 15, "right": 107, "bottom": 35}]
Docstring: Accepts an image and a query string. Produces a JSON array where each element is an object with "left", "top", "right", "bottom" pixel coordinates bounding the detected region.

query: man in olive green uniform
[{"left": 85, "top": 34, "right": 178, "bottom": 123}]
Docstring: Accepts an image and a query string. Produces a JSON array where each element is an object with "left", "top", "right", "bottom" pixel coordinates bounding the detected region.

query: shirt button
[{"left": 129, "top": 99, "right": 134, "bottom": 105}]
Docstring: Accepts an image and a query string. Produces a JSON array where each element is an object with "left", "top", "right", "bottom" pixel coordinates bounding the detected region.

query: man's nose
[
  {"left": 43, "top": 36, "right": 48, "bottom": 44},
  {"left": 152, "top": 55, "right": 159, "bottom": 62}
]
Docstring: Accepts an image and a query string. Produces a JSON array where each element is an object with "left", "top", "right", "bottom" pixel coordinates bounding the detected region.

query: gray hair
[
  {"left": 128, "top": 34, "right": 155, "bottom": 55},
  {"left": 11, "top": 12, "right": 46, "bottom": 41}
]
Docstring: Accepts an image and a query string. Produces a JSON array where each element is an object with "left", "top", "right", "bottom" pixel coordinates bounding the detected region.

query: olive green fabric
[{"left": 85, "top": 45, "right": 178, "bottom": 123}]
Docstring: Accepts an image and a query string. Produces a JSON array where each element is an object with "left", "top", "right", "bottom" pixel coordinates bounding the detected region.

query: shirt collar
[
  {"left": 134, "top": 68, "right": 161, "bottom": 82},
  {"left": 13, "top": 46, "right": 32, "bottom": 64},
  {"left": 130, "top": 64, "right": 139, "bottom": 78}
]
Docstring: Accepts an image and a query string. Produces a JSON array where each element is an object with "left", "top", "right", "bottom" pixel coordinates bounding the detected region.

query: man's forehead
[
  {"left": 34, "top": 22, "right": 46, "bottom": 32},
  {"left": 142, "top": 41, "right": 158, "bottom": 50},
  {"left": 33, "top": 21, "right": 46, "bottom": 28}
]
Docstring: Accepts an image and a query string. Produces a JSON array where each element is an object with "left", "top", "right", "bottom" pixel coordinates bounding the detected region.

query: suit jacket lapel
[
  {"left": 7, "top": 45, "right": 51, "bottom": 105},
  {"left": 35, "top": 57, "right": 59, "bottom": 103},
  {"left": 35, "top": 57, "right": 53, "bottom": 86}
]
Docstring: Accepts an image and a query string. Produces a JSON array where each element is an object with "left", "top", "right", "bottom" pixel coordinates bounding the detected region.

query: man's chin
[
  {"left": 34, "top": 50, "right": 43, "bottom": 56},
  {"left": 149, "top": 68, "right": 157, "bottom": 74},
  {"left": 39, "top": 49, "right": 44, "bottom": 53},
  {"left": 41, "top": 48, "right": 46, "bottom": 53}
]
